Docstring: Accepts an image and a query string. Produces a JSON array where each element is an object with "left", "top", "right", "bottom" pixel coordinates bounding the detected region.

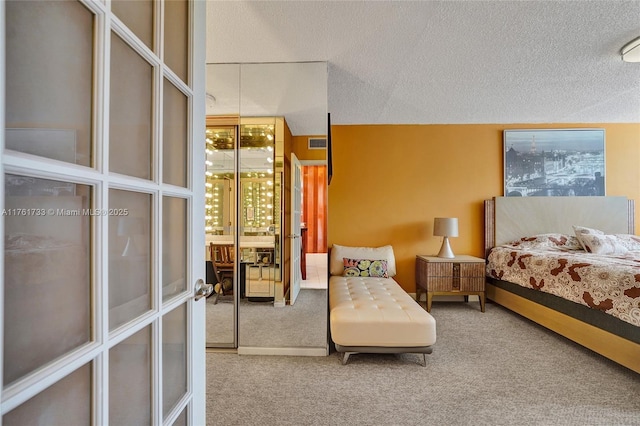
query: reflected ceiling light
[{"left": 621, "top": 36, "right": 640, "bottom": 62}]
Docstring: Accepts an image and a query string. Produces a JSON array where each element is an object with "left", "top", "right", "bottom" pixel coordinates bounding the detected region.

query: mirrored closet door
[
  {"left": 205, "top": 62, "right": 328, "bottom": 354},
  {"left": 204, "top": 63, "right": 239, "bottom": 348}
]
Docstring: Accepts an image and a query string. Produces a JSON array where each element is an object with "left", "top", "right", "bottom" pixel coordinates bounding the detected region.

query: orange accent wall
[
  {"left": 327, "top": 123, "right": 640, "bottom": 293},
  {"left": 292, "top": 135, "right": 327, "bottom": 161},
  {"left": 302, "top": 165, "right": 327, "bottom": 253}
]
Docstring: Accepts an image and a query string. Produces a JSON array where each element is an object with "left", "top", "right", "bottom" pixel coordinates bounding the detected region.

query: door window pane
[
  {"left": 3, "top": 364, "right": 91, "bottom": 426},
  {"left": 110, "top": 32, "right": 153, "bottom": 180},
  {"left": 5, "top": 0, "right": 93, "bottom": 166},
  {"left": 110, "top": 327, "right": 151, "bottom": 425},
  {"left": 112, "top": 0, "right": 154, "bottom": 51},
  {"left": 109, "top": 189, "right": 152, "bottom": 330},
  {"left": 164, "top": 0, "right": 188, "bottom": 84},
  {"left": 162, "top": 304, "right": 187, "bottom": 417},
  {"left": 4, "top": 175, "right": 91, "bottom": 386},
  {"left": 162, "top": 196, "right": 187, "bottom": 300},
  {"left": 163, "top": 79, "right": 188, "bottom": 187},
  {"left": 172, "top": 407, "right": 187, "bottom": 426}
]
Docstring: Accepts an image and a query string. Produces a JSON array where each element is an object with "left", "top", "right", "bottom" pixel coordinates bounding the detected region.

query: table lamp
[{"left": 434, "top": 217, "right": 458, "bottom": 258}]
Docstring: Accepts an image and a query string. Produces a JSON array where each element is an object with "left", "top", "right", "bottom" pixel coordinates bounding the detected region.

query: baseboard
[{"left": 238, "top": 346, "right": 328, "bottom": 356}]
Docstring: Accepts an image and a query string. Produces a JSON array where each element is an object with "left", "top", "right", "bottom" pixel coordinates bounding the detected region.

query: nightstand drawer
[
  {"left": 426, "top": 275, "right": 485, "bottom": 292},
  {"left": 422, "top": 262, "right": 485, "bottom": 292}
]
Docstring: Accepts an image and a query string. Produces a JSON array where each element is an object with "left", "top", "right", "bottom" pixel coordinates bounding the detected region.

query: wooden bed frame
[{"left": 484, "top": 196, "right": 640, "bottom": 374}]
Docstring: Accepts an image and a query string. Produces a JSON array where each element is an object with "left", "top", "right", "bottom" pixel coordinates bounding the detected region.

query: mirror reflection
[{"left": 205, "top": 62, "right": 328, "bottom": 353}]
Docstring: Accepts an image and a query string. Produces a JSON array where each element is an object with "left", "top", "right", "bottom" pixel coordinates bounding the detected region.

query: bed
[
  {"left": 329, "top": 244, "right": 437, "bottom": 366},
  {"left": 484, "top": 196, "right": 640, "bottom": 374}
]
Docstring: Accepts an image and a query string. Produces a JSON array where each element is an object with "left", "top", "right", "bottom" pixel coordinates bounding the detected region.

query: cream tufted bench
[
  {"left": 329, "top": 245, "right": 436, "bottom": 366},
  {"left": 329, "top": 244, "right": 436, "bottom": 366}
]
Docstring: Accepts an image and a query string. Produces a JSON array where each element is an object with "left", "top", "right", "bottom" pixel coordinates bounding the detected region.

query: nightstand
[{"left": 415, "top": 255, "right": 486, "bottom": 312}]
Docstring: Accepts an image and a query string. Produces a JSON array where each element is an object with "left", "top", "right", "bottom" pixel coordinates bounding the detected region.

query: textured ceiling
[{"left": 206, "top": 1, "right": 640, "bottom": 134}]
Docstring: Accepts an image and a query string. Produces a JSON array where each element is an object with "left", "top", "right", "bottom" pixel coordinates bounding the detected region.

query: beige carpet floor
[{"left": 206, "top": 301, "right": 640, "bottom": 425}]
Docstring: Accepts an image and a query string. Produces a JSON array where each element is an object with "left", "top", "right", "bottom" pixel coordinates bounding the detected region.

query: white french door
[
  {"left": 0, "top": 1, "right": 206, "bottom": 425},
  {"left": 290, "top": 153, "right": 303, "bottom": 305}
]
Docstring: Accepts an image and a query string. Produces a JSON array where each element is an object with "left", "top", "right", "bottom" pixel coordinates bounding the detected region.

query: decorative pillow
[
  {"left": 573, "top": 225, "right": 604, "bottom": 251},
  {"left": 577, "top": 233, "right": 629, "bottom": 255},
  {"left": 613, "top": 234, "right": 640, "bottom": 252},
  {"left": 343, "top": 258, "right": 388, "bottom": 278},
  {"left": 508, "top": 233, "right": 583, "bottom": 251},
  {"left": 330, "top": 244, "right": 396, "bottom": 276}
]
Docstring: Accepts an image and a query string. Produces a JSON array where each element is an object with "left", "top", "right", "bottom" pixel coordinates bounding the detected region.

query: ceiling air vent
[{"left": 308, "top": 138, "right": 327, "bottom": 149}]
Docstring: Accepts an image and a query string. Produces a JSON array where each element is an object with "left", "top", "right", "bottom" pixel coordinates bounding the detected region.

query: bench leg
[{"left": 340, "top": 352, "right": 353, "bottom": 365}]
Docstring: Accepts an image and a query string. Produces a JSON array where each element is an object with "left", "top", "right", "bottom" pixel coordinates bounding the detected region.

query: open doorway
[{"left": 300, "top": 163, "right": 328, "bottom": 290}]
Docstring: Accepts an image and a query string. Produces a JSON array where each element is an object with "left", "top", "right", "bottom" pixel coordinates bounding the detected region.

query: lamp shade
[
  {"left": 622, "top": 36, "right": 640, "bottom": 63},
  {"left": 433, "top": 217, "right": 458, "bottom": 237},
  {"left": 117, "top": 217, "right": 144, "bottom": 236}
]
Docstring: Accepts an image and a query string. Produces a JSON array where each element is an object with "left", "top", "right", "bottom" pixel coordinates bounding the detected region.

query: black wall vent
[{"left": 308, "top": 137, "right": 327, "bottom": 149}]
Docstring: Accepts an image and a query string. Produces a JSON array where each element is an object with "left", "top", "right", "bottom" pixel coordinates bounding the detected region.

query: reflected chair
[{"left": 208, "top": 243, "right": 234, "bottom": 304}]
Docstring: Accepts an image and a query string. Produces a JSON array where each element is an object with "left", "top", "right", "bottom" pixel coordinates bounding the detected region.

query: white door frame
[{"left": 290, "top": 153, "right": 303, "bottom": 305}]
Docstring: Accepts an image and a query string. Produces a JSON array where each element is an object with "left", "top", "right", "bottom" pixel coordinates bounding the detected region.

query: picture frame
[{"left": 503, "top": 129, "right": 605, "bottom": 197}]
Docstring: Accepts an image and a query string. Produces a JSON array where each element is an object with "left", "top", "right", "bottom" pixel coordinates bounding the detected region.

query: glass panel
[
  {"left": 162, "top": 196, "right": 187, "bottom": 300},
  {"left": 163, "top": 78, "right": 188, "bottom": 187},
  {"left": 109, "top": 32, "right": 153, "bottom": 180},
  {"left": 3, "top": 363, "right": 91, "bottom": 425},
  {"left": 4, "top": 175, "right": 91, "bottom": 386},
  {"left": 162, "top": 304, "right": 187, "bottom": 417},
  {"left": 5, "top": 0, "right": 93, "bottom": 166},
  {"left": 205, "top": 126, "right": 235, "bottom": 236},
  {"left": 112, "top": 0, "right": 154, "bottom": 50},
  {"left": 164, "top": 0, "right": 188, "bottom": 84},
  {"left": 172, "top": 407, "right": 187, "bottom": 426},
  {"left": 238, "top": 119, "right": 277, "bottom": 314},
  {"left": 109, "top": 327, "right": 152, "bottom": 425},
  {"left": 205, "top": 125, "right": 235, "bottom": 346},
  {"left": 235, "top": 62, "right": 328, "bottom": 349},
  {"left": 109, "top": 189, "right": 152, "bottom": 330},
  {"left": 205, "top": 64, "right": 240, "bottom": 348}
]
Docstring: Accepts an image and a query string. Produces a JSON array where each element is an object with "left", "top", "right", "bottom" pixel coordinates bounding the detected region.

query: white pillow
[
  {"left": 330, "top": 244, "right": 396, "bottom": 277},
  {"left": 573, "top": 225, "right": 633, "bottom": 255},
  {"left": 573, "top": 225, "right": 604, "bottom": 251},
  {"left": 578, "top": 233, "right": 629, "bottom": 255},
  {"left": 613, "top": 234, "right": 640, "bottom": 251}
]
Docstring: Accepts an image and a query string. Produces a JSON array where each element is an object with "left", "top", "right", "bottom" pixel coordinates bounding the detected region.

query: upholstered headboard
[{"left": 484, "top": 196, "right": 635, "bottom": 257}]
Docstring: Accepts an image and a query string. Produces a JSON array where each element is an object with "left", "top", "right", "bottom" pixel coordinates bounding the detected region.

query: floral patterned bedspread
[{"left": 487, "top": 242, "right": 640, "bottom": 327}]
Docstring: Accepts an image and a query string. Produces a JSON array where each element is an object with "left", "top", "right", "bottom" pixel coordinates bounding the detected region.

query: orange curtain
[{"left": 302, "top": 165, "right": 327, "bottom": 253}]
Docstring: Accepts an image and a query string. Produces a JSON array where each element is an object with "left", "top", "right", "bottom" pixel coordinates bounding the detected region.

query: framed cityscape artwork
[{"left": 503, "top": 129, "right": 605, "bottom": 197}]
